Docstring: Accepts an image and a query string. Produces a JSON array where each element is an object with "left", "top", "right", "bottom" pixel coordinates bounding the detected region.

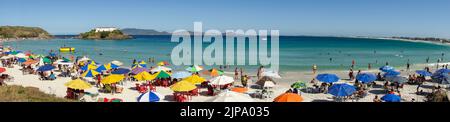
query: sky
[{"left": 1, "top": 0, "right": 450, "bottom": 38}]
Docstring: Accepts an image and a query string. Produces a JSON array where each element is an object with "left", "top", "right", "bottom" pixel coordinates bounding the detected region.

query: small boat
[{"left": 59, "top": 47, "right": 75, "bottom": 52}]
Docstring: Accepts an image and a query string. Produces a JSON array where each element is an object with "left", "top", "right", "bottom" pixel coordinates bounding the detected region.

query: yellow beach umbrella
[
  {"left": 134, "top": 71, "right": 156, "bottom": 81},
  {"left": 170, "top": 80, "right": 197, "bottom": 92},
  {"left": 64, "top": 79, "right": 92, "bottom": 90},
  {"left": 184, "top": 74, "right": 206, "bottom": 84},
  {"left": 101, "top": 74, "right": 125, "bottom": 85}
]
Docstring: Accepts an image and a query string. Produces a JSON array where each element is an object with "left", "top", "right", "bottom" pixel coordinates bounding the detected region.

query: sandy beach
[{"left": 2, "top": 58, "right": 449, "bottom": 102}]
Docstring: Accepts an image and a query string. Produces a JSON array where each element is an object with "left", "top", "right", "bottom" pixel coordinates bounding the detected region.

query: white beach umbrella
[
  {"left": 261, "top": 70, "right": 282, "bottom": 79},
  {"left": 150, "top": 66, "right": 172, "bottom": 73},
  {"left": 111, "top": 60, "right": 123, "bottom": 66},
  {"left": 263, "top": 81, "right": 276, "bottom": 88},
  {"left": 78, "top": 56, "right": 90, "bottom": 62},
  {"left": 209, "top": 75, "right": 234, "bottom": 85},
  {"left": 205, "top": 90, "right": 254, "bottom": 102},
  {"left": 15, "top": 53, "right": 28, "bottom": 58}
]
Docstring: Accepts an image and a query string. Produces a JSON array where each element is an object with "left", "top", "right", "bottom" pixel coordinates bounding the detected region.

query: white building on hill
[{"left": 94, "top": 27, "right": 118, "bottom": 32}]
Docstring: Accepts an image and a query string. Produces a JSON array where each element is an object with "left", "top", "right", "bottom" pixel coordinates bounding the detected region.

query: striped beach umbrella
[
  {"left": 81, "top": 70, "right": 99, "bottom": 77},
  {"left": 137, "top": 91, "right": 162, "bottom": 102}
]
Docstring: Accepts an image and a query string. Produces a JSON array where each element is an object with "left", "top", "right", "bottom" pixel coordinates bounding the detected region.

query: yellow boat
[{"left": 59, "top": 47, "right": 75, "bottom": 52}]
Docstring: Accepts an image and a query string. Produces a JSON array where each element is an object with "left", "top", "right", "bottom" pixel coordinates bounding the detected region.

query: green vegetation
[
  {"left": 0, "top": 26, "right": 52, "bottom": 39},
  {"left": 78, "top": 30, "right": 131, "bottom": 40},
  {"left": 0, "top": 85, "right": 74, "bottom": 102}
]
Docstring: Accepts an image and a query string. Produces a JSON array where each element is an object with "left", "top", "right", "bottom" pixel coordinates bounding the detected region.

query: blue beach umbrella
[
  {"left": 356, "top": 73, "right": 377, "bottom": 83},
  {"left": 316, "top": 73, "right": 340, "bottom": 83},
  {"left": 415, "top": 70, "right": 432, "bottom": 76},
  {"left": 137, "top": 91, "right": 162, "bottom": 102},
  {"left": 18, "top": 58, "right": 27, "bottom": 63},
  {"left": 383, "top": 70, "right": 400, "bottom": 77},
  {"left": 381, "top": 94, "right": 401, "bottom": 102},
  {"left": 36, "top": 64, "right": 55, "bottom": 72},
  {"left": 172, "top": 71, "right": 192, "bottom": 79},
  {"left": 111, "top": 68, "right": 131, "bottom": 74},
  {"left": 328, "top": 83, "right": 356, "bottom": 97},
  {"left": 379, "top": 66, "right": 395, "bottom": 72},
  {"left": 96, "top": 65, "right": 108, "bottom": 72},
  {"left": 434, "top": 69, "right": 450, "bottom": 74},
  {"left": 385, "top": 76, "right": 407, "bottom": 83}
]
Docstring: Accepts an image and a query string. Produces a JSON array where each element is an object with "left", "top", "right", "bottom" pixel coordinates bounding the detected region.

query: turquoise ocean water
[{"left": 3, "top": 36, "right": 450, "bottom": 73}]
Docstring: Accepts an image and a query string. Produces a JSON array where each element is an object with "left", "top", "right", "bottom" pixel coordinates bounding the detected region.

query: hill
[
  {"left": 0, "top": 26, "right": 52, "bottom": 39},
  {"left": 78, "top": 29, "right": 132, "bottom": 40}
]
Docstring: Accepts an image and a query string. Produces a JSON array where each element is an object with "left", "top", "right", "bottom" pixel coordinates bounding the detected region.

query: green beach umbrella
[
  {"left": 62, "top": 57, "right": 71, "bottom": 62},
  {"left": 155, "top": 71, "right": 171, "bottom": 79},
  {"left": 291, "top": 81, "right": 307, "bottom": 89},
  {"left": 43, "top": 58, "right": 52, "bottom": 64}
]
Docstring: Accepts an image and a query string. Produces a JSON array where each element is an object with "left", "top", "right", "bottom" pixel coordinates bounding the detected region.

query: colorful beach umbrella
[
  {"left": 81, "top": 70, "right": 99, "bottom": 77},
  {"left": 36, "top": 64, "right": 55, "bottom": 72},
  {"left": 106, "top": 63, "right": 119, "bottom": 69},
  {"left": 379, "top": 65, "right": 395, "bottom": 72},
  {"left": 154, "top": 71, "right": 171, "bottom": 79},
  {"left": 0, "top": 67, "right": 6, "bottom": 73},
  {"left": 170, "top": 80, "right": 197, "bottom": 92},
  {"left": 202, "top": 68, "right": 224, "bottom": 77},
  {"left": 209, "top": 75, "right": 234, "bottom": 85},
  {"left": 133, "top": 71, "right": 155, "bottom": 81},
  {"left": 43, "top": 57, "right": 52, "bottom": 64},
  {"left": 131, "top": 67, "right": 150, "bottom": 75},
  {"left": 15, "top": 53, "right": 28, "bottom": 58},
  {"left": 157, "top": 61, "right": 170, "bottom": 66},
  {"left": 64, "top": 79, "right": 92, "bottom": 90},
  {"left": 81, "top": 64, "right": 97, "bottom": 71},
  {"left": 291, "top": 81, "right": 307, "bottom": 89},
  {"left": 101, "top": 74, "right": 125, "bottom": 85},
  {"left": 172, "top": 71, "right": 192, "bottom": 79},
  {"left": 96, "top": 65, "right": 109, "bottom": 72},
  {"left": 137, "top": 91, "right": 162, "bottom": 102},
  {"left": 381, "top": 94, "right": 401, "bottom": 102},
  {"left": 185, "top": 65, "right": 203, "bottom": 72},
  {"left": 111, "top": 68, "right": 130, "bottom": 74},
  {"left": 18, "top": 58, "right": 27, "bottom": 63},
  {"left": 150, "top": 66, "right": 172, "bottom": 73},
  {"left": 231, "top": 87, "right": 248, "bottom": 93},
  {"left": 138, "top": 60, "right": 147, "bottom": 68},
  {"left": 184, "top": 74, "right": 206, "bottom": 84},
  {"left": 23, "top": 59, "right": 38, "bottom": 65},
  {"left": 205, "top": 90, "right": 254, "bottom": 102},
  {"left": 111, "top": 60, "right": 123, "bottom": 66},
  {"left": 274, "top": 93, "right": 303, "bottom": 102},
  {"left": 328, "top": 83, "right": 356, "bottom": 97},
  {"left": 316, "top": 73, "right": 340, "bottom": 83},
  {"left": 356, "top": 73, "right": 377, "bottom": 83},
  {"left": 415, "top": 70, "right": 432, "bottom": 76}
]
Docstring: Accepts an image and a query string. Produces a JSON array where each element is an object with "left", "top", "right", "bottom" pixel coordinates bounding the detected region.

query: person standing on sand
[
  {"left": 312, "top": 64, "right": 317, "bottom": 75},
  {"left": 257, "top": 66, "right": 264, "bottom": 79},
  {"left": 240, "top": 68, "right": 244, "bottom": 78},
  {"left": 234, "top": 68, "right": 239, "bottom": 80},
  {"left": 349, "top": 69, "right": 354, "bottom": 80},
  {"left": 437, "top": 59, "right": 440, "bottom": 69},
  {"left": 351, "top": 59, "right": 355, "bottom": 69},
  {"left": 406, "top": 61, "right": 410, "bottom": 71}
]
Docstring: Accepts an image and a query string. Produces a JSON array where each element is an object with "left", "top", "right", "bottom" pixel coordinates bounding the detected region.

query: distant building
[{"left": 94, "top": 27, "right": 118, "bottom": 32}]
